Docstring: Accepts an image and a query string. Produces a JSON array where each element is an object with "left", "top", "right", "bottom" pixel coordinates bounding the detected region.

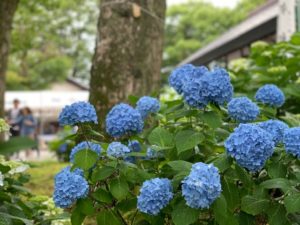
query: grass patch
[{"left": 25, "top": 160, "right": 68, "bottom": 196}]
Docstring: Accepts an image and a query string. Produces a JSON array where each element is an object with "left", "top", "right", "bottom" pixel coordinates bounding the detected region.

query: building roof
[{"left": 179, "top": 0, "right": 279, "bottom": 66}]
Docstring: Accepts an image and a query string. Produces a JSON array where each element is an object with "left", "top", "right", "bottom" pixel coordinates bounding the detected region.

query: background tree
[
  {"left": 0, "top": 0, "right": 19, "bottom": 118},
  {"left": 163, "top": 0, "right": 265, "bottom": 68},
  {"left": 7, "top": 0, "right": 97, "bottom": 90},
  {"left": 89, "top": 0, "right": 167, "bottom": 120}
]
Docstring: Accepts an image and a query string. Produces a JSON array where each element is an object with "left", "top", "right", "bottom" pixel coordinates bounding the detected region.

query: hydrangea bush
[{"left": 53, "top": 66, "right": 300, "bottom": 225}]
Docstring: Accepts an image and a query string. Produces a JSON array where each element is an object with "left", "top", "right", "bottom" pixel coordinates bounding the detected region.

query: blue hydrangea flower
[
  {"left": 125, "top": 140, "right": 142, "bottom": 163},
  {"left": 225, "top": 124, "right": 275, "bottom": 172},
  {"left": 169, "top": 64, "right": 208, "bottom": 94},
  {"left": 182, "top": 163, "right": 221, "bottom": 209},
  {"left": 107, "top": 142, "right": 131, "bottom": 158},
  {"left": 146, "top": 148, "right": 164, "bottom": 159},
  {"left": 258, "top": 120, "right": 289, "bottom": 145},
  {"left": 255, "top": 84, "right": 285, "bottom": 107},
  {"left": 182, "top": 75, "right": 208, "bottom": 109},
  {"left": 53, "top": 167, "right": 89, "bottom": 208},
  {"left": 283, "top": 127, "right": 300, "bottom": 158},
  {"left": 137, "top": 178, "right": 173, "bottom": 215},
  {"left": 69, "top": 141, "right": 102, "bottom": 163},
  {"left": 228, "top": 97, "right": 260, "bottom": 122},
  {"left": 136, "top": 96, "right": 160, "bottom": 119},
  {"left": 58, "top": 101, "right": 97, "bottom": 126},
  {"left": 105, "top": 103, "right": 144, "bottom": 137},
  {"left": 198, "top": 68, "right": 233, "bottom": 105}
]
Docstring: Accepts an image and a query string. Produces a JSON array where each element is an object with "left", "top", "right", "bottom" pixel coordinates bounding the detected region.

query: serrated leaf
[
  {"left": 109, "top": 177, "right": 129, "bottom": 200},
  {"left": 199, "top": 111, "right": 222, "bottom": 128},
  {"left": 92, "top": 166, "right": 115, "bottom": 182},
  {"left": 96, "top": 210, "right": 122, "bottom": 225},
  {"left": 222, "top": 178, "right": 239, "bottom": 212},
  {"left": 175, "top": 130, "right": 204, "bottom": 154},
  {"left": 73, "top": 149, "right": 98, "bottom": 170},
  {"left": 71, "top": 207, "right": 85, "bottom": 225},
  {"left": 213, "top": 194, "right": 239, "bottom": 225},
  {"left": 77, "top": 198, "right": 95, "bottom": 216},
  {"left": 241, "top": 195, "right": 270, "bottom": 216},
  {"left": 284, "top": 193, "right": 300, "bottom": 214},
  {"left": 268, "top": 203, "right": 290, "bottom": 225},
  {"left": 260, "top": 178, "right": 291, "bottom": 193},
  {"left": 148, "top": 127, "right": 173, "bottom": 147},
  {"left": 92, "top": 188, "right": 113, "bottom": 204},
  {"left": 172, "top": 200, "right": 199, "bottom": 225},
  {"left": 167, "top": 160, "right": 192, "bottom": 174}
]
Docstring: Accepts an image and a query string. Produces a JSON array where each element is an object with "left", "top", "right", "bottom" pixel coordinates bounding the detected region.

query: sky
[{"left": 167, "top": 0, "right": 240, "bottom": 8}]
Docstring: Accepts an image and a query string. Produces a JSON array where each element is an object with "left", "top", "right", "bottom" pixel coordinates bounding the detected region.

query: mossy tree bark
[
  {"left": 89, "top": 0, "right": 166, "bottom": 121},
  {"left": 0, "top": 0, "right": 19, "bottom": 118}
]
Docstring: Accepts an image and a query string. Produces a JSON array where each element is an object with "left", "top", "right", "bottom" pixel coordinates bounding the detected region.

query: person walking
[{"left": 7, "top": 99, "right": 21, "bottom": 137}]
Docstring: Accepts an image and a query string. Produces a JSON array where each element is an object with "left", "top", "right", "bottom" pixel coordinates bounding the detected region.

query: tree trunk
[
  {"left": 0, "top": 0, "right": 19, "bottom": 118},
  {"left": 89, "top": 0, "right": 166, "bottom": 121}
]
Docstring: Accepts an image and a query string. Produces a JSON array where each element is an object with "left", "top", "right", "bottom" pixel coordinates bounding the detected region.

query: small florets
[
  {"left": 228, "top": 97, "right": 260, "bottom": 122},
  {"left": 105, "top": 103, "right": 144, "bottom": 137},
  {"left": 225, "top": 124, "right": 274, "bottom": 172},
  {"left": 255, "top": 84, "right": 285, "bottom": 107},
  {"left": 107, "top": 142, "right": 131, "bottom": 158},
  {"left": 53, "top": 166, "right": 89, "bottom": 208},
  {"left": 136, "top": 96, "right": 160, "bottom": 119},
  {"left": 283, "top": 127, "right": 300, "bottom": 158},
  {"left": 258, "top": 120, "right": 289, "bottom": 145},
  {"left": 58, "top": 101, "right": 98, "bottom": 126},
  {"left": 137, "top": 178, "right": 173, "bottom": 215},
  {"left": 182, "top": 163, "right": 221, "bottom": 209}
]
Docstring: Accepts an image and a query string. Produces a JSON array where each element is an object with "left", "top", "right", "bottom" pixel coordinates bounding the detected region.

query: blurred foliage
[
  {"left": 7, "top": 0, "right": 98, "bottom": 90},
  {"left": 48, "top": 126, "right": 76, "bottom": 162},
  {"left": 229, "top": 33, "right": 300, "bottom": 114},
  {"left": 164, "top": 0, "right": 265, "bottom": 68}
]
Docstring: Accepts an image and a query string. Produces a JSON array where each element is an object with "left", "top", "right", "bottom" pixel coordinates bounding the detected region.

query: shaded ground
[{"left": 25, "top": 160, "right": 67, "bottom": 196}]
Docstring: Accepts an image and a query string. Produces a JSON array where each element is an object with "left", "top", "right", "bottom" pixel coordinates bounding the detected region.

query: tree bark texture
[
  {"left": 89, "top": 0, "right": 166, "bottom": 121},
  {"left": 0, "top": 0, "right": 19, "bottom": 118}
]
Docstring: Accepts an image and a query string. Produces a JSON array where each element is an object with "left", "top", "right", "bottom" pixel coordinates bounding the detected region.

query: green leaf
[
  {"left": 0, "top": 137, "right": 36, "bottom": 155},
  {"left": 92, "top": 188, "right": 113, "bottom": 204},
  {"left": 267, "top": 162, "right": 287, "bottom": 179},
  {"left": 148, "top": 127, "right": 173, "bottom": 147},
  {"left": 116, "top": 198, "right": 137, "bottom": 212},
  {"left": 109, "top": 177, "right": 129, "bottom": 200},
  {"left": 77, "top": 198, "right": 95, "bottom": 216},
  {"left": 73, "top": 149, "right": 98, "bottom": 170},
  {"left": 0, "top": 212, "right": 33, "bottom": 225},
  {"left": 260, "top": 178, "right": 291, "bottom": 193},
  {"left": 211, "top": 154, "right": 231, "bottom": 173},
  {"left": 213, "top": 194, "right": 239, "bottom": 225},
  {"left": 284, "top": 193, "right": 300, "bottom": 214},
  {"left": 172, "top": 200, "right": 199, "bottom": 225},
  {"left": 71, "top": 207, "right": 86, "bottom": 225},
  {"left": 267, "top": 203, "right": 290, "bottom": 225},
  {"left": 0, "top": 164, "right": 10, "bottom": 173},
  {"left": 175, "top": 130, "right": 204, "bottom": 154},
  {"left": 235, "top": 164, "right": 252, "bottom": 188},
  {"left": 92, "top": 166, "right": 115, "bottom": 182},
  {"left": 222, "top": 178, "right": 239, "bottom": 212},
  {"left": 96, "top": 210, "right": 122, "bottom": 225},
  {"left": 199, "top": 111, "right": 222, "bottom": 128},
  {"left": 167, "top": 160, "right": 192, "bottom": 174},
  {"left": 241, "top": 195, "right": 270, "bottom": 216}
]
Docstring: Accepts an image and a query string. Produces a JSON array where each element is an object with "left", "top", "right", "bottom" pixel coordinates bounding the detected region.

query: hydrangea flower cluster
[
  {"left": 69, "top": 141, "right": 102, "bottom": 163},
  {"left": 107, "top": 142, "right": 131, "bottom": 158},
  {"left": 146, "top": 148, "right": 164, "bottom": 159},
  {"left": 169, "top": 64, "right": 208, "bottom": 94},
  {"left": 198, "top": 68, "right": 233, "bottom": 105},
  {"left": 228, "top": 97, "right": 260, "bottom": 122},
  {"left": 182, "top": 163, "right": 221, "bottom": 209},
  {"left": 125, "top": 140, "right": 142, "bottom": 163},
  {"left": 173, "top": 66, "right": 233, "bottom": 108},
  {"left": 53, "top": 166, "right": 89, "bottom": 208},
  {"left": 283, "top": 127, "right": 300, "bottom": 158},
  {"left": 58, "top": 101, "right": 98, "bottom": 126},
  {"left": 136, "top": 96, "right": 160, "bottom": 119},
  {"left": 225, "top": 124, "right": 275, "bottom": 172},
  {"left": 137, "top": 178, "right": 173, "bottom": 215},
  {"left": 105, "top": 103, "right": 144, "bottom": 137},
  {"left": 255, "top": 84, "right": 285, "bottom": 107},
  {"left": 258, "top": 120, "right": 288, "bottom": 145}
]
